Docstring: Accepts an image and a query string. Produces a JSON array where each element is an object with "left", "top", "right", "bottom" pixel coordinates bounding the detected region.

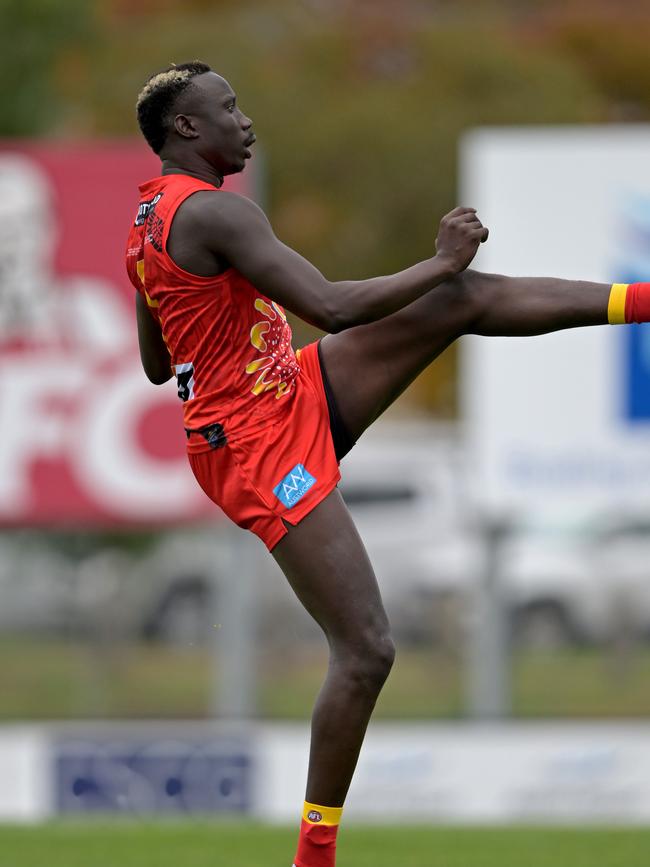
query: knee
[
  {"left": 338, "top": 630, "right": 396, "bottom": 695},
  {"left": 450, "top": 268, "right": 501, "bottom": 332},
  {"left": 369, "top": 632, "right": 396, "bottom": 683}
]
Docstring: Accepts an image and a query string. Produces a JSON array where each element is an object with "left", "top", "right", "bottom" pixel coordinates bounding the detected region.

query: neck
[{"left": 159, "top": 154, "right": 223, "bottom": 188}]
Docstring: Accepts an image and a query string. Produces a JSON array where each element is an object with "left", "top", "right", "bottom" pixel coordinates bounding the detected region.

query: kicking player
[{"left": 127, "top": 62, "right": 650, "bottom": 867}]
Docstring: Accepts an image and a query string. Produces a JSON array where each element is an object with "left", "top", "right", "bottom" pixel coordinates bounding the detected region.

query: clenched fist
[{"left": 435, "top": 206, "right": 489, "bottom": 274}]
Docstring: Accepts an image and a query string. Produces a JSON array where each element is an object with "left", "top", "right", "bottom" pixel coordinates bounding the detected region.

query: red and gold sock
[
  {"left": 292, "top": 801, "right": 343, "bottom": 867},
  {"left": 608, "top": 282, "right": 650, "bottom": 324}
]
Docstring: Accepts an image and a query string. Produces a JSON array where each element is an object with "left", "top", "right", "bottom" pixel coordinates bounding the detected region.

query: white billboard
[
  {"left": 5, "top": 722, "right": 650, "bottom": 824},
  {"left": 461, "top": 126, "right": 650, "bottom": 516},
  {"left": 256, "top": 722, "right": 650, "bottom": 824}
]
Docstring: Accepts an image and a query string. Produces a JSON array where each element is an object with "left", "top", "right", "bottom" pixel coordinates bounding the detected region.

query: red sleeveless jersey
[
  {"left": 126, "top": 173, "right": 341, "bottom": 550},
  {"left": 125, "top": 174, "right": 300, "bottom": 433}
]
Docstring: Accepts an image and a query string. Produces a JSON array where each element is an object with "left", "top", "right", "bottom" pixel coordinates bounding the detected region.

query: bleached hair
[{"left": 136, "top": 61, "right": 212, "bottom": 154}]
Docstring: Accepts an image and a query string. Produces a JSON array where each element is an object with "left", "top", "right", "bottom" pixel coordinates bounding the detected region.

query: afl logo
[{"left": 307, "top": 810, "right": 323, "bottom": 823}]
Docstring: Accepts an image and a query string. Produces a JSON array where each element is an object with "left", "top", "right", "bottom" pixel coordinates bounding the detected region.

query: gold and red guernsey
[
  {"left": 126, "top": 174, "right": 300, "bottom": 436},
  {"left": 608, "top": 282, "right": 650, "bottom": 324}
]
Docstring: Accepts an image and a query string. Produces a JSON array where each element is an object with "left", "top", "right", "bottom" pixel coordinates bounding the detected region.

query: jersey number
[{"left": 174, "top": 362, "right": 195, "bottom": 402}]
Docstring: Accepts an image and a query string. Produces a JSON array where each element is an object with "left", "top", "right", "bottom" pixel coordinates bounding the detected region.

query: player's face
[{"left": 182, "top": 73, "right": 255, "bottom": 176}]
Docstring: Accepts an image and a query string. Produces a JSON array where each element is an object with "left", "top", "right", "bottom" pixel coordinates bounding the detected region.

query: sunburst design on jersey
[{"left": 245, "top": 297, "right": 299, "bottom": 399}]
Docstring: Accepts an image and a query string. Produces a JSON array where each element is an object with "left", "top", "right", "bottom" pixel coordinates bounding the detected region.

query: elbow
[
  {"left": 328, "top": 311, "right": 351, "bottom": 333},
  {"left": 325, "top": 310, "right": 361, "bottom": 334},
  {"left": 142, "top": 361, "right": 173, "bottom": 385},
  {"left": 148, "top": 370, "right": 172, "bottom": 386},
  {"left": 139, "top": 345, "right": 173, "bottom": 385},
  {"left": 316, "top": 298, "right": 352, "bottom": 334},
  {"left": 319, "top": 313, "right": 346, "bottom": 334}
]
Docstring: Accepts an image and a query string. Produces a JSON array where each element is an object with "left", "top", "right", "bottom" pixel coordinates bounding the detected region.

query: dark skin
[{"left": 136, "top": 72, "right": 610, "bottom": 806}]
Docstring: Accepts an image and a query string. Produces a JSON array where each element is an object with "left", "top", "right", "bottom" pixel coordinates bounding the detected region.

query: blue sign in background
[
  {"left": 625, "top": 323, "right": 650, "bottom": 421},
  {"left": 55, "top": 736, "right": 252, "bottom": 815},
  {"left": 614, "top": 198, "right": 650, "bottom": 423}
]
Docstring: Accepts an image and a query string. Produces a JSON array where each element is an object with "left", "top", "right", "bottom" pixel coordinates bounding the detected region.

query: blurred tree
[
  {"left": 539, "top": 9, "right": 650, "bottom": 121},
  {"left": 0, "top": 0, "right": 95, "bottom": 135},
  {"left": 7, "top": 0, "right": 648, "bottom": 413}
]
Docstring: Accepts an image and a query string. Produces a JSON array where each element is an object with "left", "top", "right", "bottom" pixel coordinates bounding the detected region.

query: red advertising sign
[{"left": 0, "top": 142, "right": 253, "bottom": 526}]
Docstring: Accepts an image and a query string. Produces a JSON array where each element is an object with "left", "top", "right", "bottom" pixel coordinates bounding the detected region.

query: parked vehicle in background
[
  {"left": 0, "top": 527, "right": 228, "bottom": 646},
  {"left": 338, "top": 422, "right": 650, "bottom": 649},
  {"left": 2, "top": 421, "right": 650, "bottom": 649}
]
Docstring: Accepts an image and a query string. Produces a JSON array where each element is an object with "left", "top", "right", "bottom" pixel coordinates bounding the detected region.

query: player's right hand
[{"left": 434, "top": 206, "right": 489, "bottom": 273}]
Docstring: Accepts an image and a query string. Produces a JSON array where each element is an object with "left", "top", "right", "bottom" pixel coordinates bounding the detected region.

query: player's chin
[{"left": 225, "top": 158, "right": 246, "bottom": 176}]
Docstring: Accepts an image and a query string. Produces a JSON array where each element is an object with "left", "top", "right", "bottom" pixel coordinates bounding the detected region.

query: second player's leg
[{"left": 319, "top": 270, "right": 611, "bottom": 448}]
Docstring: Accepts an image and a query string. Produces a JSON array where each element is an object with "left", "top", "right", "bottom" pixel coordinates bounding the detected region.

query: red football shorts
[{"left": 186, "top": 340, "right": 341, "bottom": 550}]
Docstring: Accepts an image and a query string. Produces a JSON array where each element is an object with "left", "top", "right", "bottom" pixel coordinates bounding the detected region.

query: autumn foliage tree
[{"left": 2, "top": 0, "right": 645, "bottom": 411}]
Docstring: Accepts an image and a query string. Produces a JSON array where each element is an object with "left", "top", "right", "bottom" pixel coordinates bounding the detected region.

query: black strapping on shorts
[
  {"left": 317, "top": 339, "right": 356, "bottom": 462},
  {"left": 185, "top": 421, "right": 227, "bottom": 448}
]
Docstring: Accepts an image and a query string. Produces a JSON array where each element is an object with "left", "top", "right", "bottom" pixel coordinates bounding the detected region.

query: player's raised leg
[
  {"left": 272, "top": 489, "right": 395, "bottom": 867},
  {"left": 319, "top": 272, "right": 650, "bottom": 449}
]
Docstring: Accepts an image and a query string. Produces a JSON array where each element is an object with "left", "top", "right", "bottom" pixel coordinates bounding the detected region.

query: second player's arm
[{"left": 191, "top": 193, "right": 488, "bottom": 333}]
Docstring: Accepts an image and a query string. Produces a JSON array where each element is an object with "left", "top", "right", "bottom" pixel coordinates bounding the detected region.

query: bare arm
[
  {"left": 135, "top": 291, "right": 173, "bottom": 384},
  {"left": 187, "top": 192, "right": 488, "bottom": 333}
]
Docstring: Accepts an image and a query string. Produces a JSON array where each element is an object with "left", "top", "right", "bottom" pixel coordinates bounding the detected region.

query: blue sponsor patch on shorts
[{"left": 273, "top": 464, "right": 316, "bottom": 509}]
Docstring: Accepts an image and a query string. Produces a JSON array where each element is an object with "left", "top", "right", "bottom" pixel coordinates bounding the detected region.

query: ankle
[{"left": 293, "top": 801, "right": 342, "bottom": 867}]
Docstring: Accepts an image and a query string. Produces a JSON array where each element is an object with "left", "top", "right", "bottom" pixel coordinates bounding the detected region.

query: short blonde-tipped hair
[{"left": 136, "top": 61, "right": 211, "bottom": 154}]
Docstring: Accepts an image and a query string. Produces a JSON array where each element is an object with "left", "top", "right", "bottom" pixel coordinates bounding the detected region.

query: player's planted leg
[{"left": 272, "top": 490, "right": 395, "bottom": 867}]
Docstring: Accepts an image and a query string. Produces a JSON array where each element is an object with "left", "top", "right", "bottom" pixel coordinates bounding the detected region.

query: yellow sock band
[
  {"left": 303, "top": 801, "right": 343, "bottom": 826},
  {"left": 608, "top": 282, "right": 628, "bottom": 324}
]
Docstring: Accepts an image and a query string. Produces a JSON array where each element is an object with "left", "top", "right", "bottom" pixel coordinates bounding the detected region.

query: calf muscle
[
  {"left": 318, "top": 269, "right": 613, "bottom": 448},
  {"left": 466, "top": 271, "right": 610, "bottom": 337}
]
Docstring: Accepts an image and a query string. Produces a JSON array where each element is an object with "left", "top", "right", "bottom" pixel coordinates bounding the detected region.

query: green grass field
[{"left": 0, "top": 823, "right": 648, "bottom": 867}]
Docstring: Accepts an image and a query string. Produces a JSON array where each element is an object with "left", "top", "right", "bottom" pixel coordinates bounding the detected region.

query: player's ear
[{"left": 174, "top": 114, "right": 199, "bottom": 140}]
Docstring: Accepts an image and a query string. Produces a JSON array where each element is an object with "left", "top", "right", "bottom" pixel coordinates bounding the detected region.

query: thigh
[
  {"left": 319, "top": 271, "right": 477, "bottom": 446},
  {"left": 272, "top": 488, "right": 389, "bottom": 645}
]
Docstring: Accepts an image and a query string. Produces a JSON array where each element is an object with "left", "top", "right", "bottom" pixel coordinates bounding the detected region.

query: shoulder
[
  {"left": 174, "top": 191, "right": 273, "bottom": 255},
  {"left": 178, "top": 190, "right": 269, "bottom": 234}
]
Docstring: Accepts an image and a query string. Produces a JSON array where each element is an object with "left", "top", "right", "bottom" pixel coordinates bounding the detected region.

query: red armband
[
  {"left": 626, "top": 282, "right": 650, "bottom": 324},
  {"left": 608, "top": 282, "right": 650, "bottom": 324}
]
